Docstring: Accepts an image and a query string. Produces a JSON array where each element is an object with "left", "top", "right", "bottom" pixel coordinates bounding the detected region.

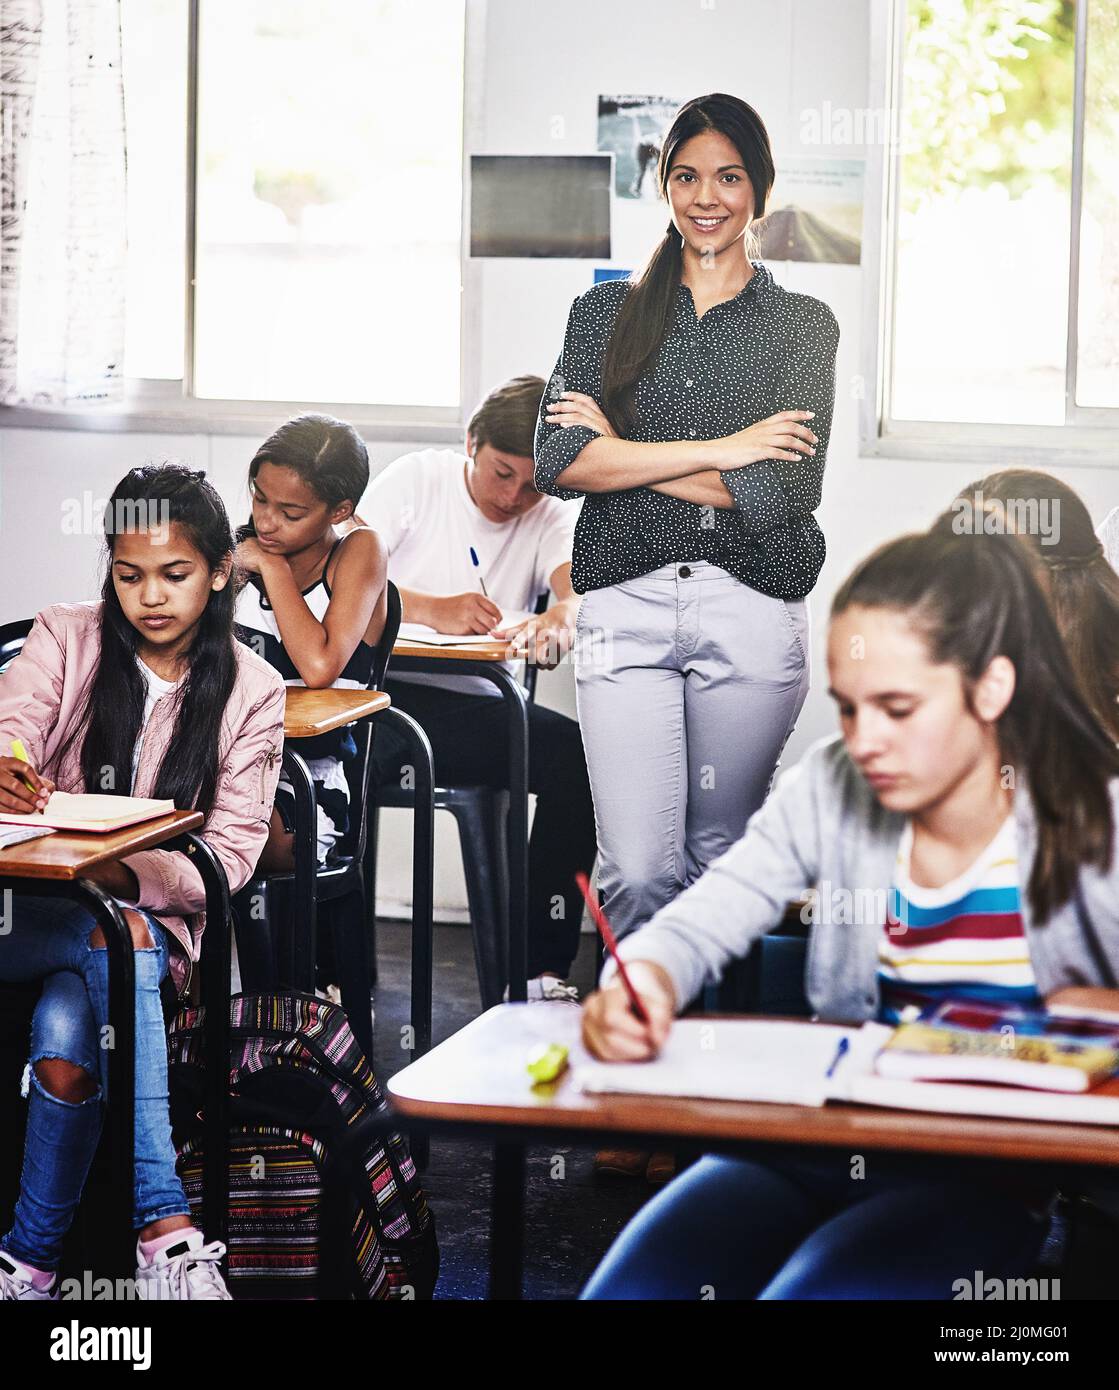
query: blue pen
[
  {"left": 825, "top": 1036, "right": 850, "bottom": 1080},
  {"left": 469, "top": 546, "right": 490, "bottom": 597}
]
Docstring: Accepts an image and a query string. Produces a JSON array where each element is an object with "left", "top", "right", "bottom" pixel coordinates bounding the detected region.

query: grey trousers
[{"left": 574, "top": 562, "right": 810, "bottom": 942}]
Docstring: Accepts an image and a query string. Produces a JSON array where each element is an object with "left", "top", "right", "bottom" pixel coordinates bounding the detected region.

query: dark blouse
[{"left": 533, "top": 261, "right": 839, "bottom": 598}]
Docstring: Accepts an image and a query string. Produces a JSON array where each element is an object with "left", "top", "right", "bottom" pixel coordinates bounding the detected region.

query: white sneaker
[
  {"left": 134, "top": 1230, "right": 232, "bottom": 1300},
  {"left": 0, "top": 1249, "right": 58, "bottom": 1301}
]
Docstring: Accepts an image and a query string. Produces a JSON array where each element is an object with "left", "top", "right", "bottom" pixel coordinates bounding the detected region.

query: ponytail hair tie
[{"left": 1045, "top": 539, "right": 1104, "bottom": 572}]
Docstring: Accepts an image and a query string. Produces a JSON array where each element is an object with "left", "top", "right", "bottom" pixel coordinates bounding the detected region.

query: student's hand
[
  {"left": 711, "top": 411, "right": 818, "bottom": 470},
  {"left": 545, "top": 392, "right": 618, "bottom": 437},
  {"left": 234, "top": 537, "right": 270, "bottom": 575},
  {"left": 0, "top": 757, "right": 54, "bottom": 815},
  {"left": 1046, "top": 987, "right": 1119, "bottom": 1017},
  {"left": 582, "top": 962, "right": 677, "bottom": 1062},
  {"left": 430, "top": 592, "right": 504, "bottom": 635},
  {"left": 495, "top": 612, "right": 573, "bottom": 670}
]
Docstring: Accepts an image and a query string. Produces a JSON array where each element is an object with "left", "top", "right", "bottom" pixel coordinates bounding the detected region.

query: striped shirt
[{"left": 877, "top": 815, "right": 1041, "bottom": 1025}]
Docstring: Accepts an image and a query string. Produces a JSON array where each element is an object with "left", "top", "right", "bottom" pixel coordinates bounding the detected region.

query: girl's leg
[
  {"left": 759, "top": 1179, "right": 1052, "bottom": 1300},
  {"left": 574, "top": 574, "right": 688, "bottom": 942},
  {"left": 580, "top": 1154, "right": 830, "bottom": 1300},
  {"left": 81, "top": 917, "right": 192, "bottom": 1234},
  {"left": 682, "top": 574, "right": 810, "bottom": 884},
  {"left": 3, "top": 972, "right": 103, "bottom": 1271}
]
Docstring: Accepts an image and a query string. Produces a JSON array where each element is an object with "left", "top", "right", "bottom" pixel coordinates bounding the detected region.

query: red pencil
[{"left": 575, "top": 872, "right": 652, "bottom": 1025}]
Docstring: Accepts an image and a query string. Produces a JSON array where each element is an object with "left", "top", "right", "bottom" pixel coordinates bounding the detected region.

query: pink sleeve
[
  {"left": 0, "top": 611, "right": 68, "bottom": 769},
  {"left": 121, "top": 677, "right": 286, "bottom": 914}
]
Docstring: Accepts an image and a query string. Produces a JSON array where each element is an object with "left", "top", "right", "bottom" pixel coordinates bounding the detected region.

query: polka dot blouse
[{"left": 533, "top": 261, "right": 840, "bottom": 599}]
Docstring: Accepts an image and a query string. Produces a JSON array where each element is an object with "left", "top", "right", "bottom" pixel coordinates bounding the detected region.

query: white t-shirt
[
  {"left": 365, "top": 447, "right": 580, "bottom": 695},
  {"left": 131, "top": 658, "right": 180, "bottom": 790}
]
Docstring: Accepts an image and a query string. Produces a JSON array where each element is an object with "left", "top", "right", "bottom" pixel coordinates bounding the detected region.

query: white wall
[{"left": 2, "top": 0, "right": 1117, "bottom": 914}]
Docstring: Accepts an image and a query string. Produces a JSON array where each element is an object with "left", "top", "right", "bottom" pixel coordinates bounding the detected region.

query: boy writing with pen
[{"left": 362, "top": 375, "right": 598, "bottom": 1002}]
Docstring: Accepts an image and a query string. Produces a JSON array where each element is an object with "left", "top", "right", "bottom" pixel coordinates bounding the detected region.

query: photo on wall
[
  {"left": 756, "top": 157, "right": 865, "bottom": 264},
  {"left": 596, "top": 94, "right": 681, "bottom": 201},
  {"left": 469, "top": 155, "right": 612, "bottom": 258}
]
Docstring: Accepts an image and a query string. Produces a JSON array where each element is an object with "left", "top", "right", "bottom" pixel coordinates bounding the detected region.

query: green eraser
[{"left": 527, "top": 1041, "right": 569, "bottom": 1084}]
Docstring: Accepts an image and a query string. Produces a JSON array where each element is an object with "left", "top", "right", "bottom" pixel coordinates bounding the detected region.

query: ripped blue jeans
[{"left": 0, "top": 893, "right": 190, "bottom": 1270}]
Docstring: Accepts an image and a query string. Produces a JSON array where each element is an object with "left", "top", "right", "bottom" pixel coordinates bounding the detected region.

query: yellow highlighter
[{"left": 10, "top": 740, "right": 39, "bottom": 794}]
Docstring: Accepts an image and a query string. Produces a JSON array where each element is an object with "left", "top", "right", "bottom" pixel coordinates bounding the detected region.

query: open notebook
[
  {"left": 397, "top": 610, "right": 534, "bottom": 647},
  {"left": 573, "top": 1019, "right": 1119, "bottom": 1126},
  {"left": 0, "top": 792, "right": 176, "bottom": 834}
]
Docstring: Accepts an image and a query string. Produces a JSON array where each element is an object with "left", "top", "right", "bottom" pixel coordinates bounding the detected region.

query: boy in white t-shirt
[{"left": 366, "top": 375, "right": 597, "bottom": 1000}]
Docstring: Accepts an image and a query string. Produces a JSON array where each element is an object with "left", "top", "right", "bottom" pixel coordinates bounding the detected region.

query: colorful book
[{"left": 874, "top": 999, "right": 1119, "bottom": 1093}]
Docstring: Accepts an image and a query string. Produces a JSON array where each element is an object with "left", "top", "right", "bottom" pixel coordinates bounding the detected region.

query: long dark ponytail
[
  {"left": 599, "top": 93, "right": 775, "bottom": 436},
  {"left": 941, "top": 469, "right": 1119, "bottom": 744},
  {"left": 832, "top": 529, "right": 1119, "bottom": 923},
  {"left": 67, "top": 464, "right": 238, "bottom": 816}
]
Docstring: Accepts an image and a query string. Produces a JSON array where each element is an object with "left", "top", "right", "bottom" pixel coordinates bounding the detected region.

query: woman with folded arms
[{"left": 535, "top": 92, "right": 839, "bottom": 963}]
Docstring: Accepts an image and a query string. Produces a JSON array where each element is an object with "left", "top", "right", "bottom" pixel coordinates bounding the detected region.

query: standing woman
[{"left": 535, "top": 93, "right": 840, "bottom": 946}]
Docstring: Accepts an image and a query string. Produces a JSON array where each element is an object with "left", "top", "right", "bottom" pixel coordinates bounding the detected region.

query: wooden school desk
[
  {"left": 0, "top": 811, "right": 236, "bottom": 1279},
  {"left": 389, "top": 636, "right": 530, "bottom": 1002},
  {"left": 388, "top": 1004, "right": 1119, "bottom": 1299}
]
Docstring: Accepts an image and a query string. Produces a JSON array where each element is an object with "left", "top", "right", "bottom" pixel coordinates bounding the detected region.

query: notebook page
[{"left": 574, "top": 1019, "right": 860, "bottom": 1106}]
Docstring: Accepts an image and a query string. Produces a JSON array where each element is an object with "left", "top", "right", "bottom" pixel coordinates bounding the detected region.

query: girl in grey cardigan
[{"left": 582, "top": 528, "right": 1119, "bottom": 1299}]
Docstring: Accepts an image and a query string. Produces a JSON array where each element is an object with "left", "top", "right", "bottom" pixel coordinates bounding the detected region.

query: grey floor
[{"left": 369, "top": 921, "right": 654, "bottom": 1300}]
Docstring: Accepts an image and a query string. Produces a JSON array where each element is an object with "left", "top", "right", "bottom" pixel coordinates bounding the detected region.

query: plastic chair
[
  {"left": 370, "top": 593, "right": 549, "bottom": 1010},
  {"left": 0, "top": 618, "right": 32, "bottom": 676}
]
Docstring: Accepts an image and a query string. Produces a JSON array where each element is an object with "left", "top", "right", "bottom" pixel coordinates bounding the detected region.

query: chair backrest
[
  {"left": 340, "top": 581, "right": 402, "bottom": 863},
  {"left": 0, "top": 618, "right": 32, "bottom": 677}
]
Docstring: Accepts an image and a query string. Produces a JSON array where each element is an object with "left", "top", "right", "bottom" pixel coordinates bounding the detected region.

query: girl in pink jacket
[{"left": 0, "top": 464, "right": 285, "bottom": 1302}]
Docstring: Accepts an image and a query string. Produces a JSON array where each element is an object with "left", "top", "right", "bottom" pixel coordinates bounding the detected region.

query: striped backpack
[{"left": 168, "top": 993, "right": 438, "bottom": 1300}]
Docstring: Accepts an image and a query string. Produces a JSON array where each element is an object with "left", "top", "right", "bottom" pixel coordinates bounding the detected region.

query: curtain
[{"left": 0, "top": 0, "right": 126, "bottom": 406}]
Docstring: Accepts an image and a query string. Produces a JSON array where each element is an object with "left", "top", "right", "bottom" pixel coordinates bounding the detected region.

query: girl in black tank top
[{"left": 233, "top": 414, "right": 388, "bottom": 871}]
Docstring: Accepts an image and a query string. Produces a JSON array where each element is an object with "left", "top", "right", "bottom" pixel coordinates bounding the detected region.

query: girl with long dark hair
[
  {"left": 941, "top": 468, "right": 1119, "bottom": 743},
  {"left": 535, "top": 92, "right": 839, "bottom": 955},
  {"left": 234, "top": 413, "right": 388, "bottom": 870},
  {"left": 580, "top": 529, "right": 1119, "bottom": 1298},
  {"left": 0, "top": 464, "right": 286, "bottom": 1300}
]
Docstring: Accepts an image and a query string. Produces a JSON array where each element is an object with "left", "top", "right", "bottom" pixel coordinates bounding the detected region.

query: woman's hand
[
  {"left": 545, "top": 392, "right": 618, "bottom": 438},
  {"left": 582, "top": 961, "right": 677, "bottom": 1061},
  {"left": 710, "top": 410, "right": 818, "bottom": 471},
  {"left": 495, "top": 609, "right": 575, "bottom": 670},
  {"left": 0, "top": 756, "right": 53, "bottom": 815}
]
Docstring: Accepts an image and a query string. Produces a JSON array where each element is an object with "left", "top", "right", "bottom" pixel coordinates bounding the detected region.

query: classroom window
[
  {"left": 887, "top": 0, "right": 1116, "bottom": 433},
  {"left": 121, "top": 0, "right": 466, "bottom": 411}
]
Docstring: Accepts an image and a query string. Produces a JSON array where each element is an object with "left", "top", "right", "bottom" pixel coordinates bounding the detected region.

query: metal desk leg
[
  {"left": 164, "top": 833, "right": 232, "bottom": 1253},
  {"left": 490, "top": 1141, "right": 525, "bottom": 1300},
  {"left": 70, "top": 880, "right": 136, "bottom": 1280},
  {"left": 379, "top": 708, "right": 434, "bottom": 1060},
  {"left": 378, "top": 707, "right": 433, "bottom": 1171},
  {"left": 478, "top": 666, "right": 529, "bottom": 1004},
  {"left": 283, "top": 747, "right": 318, "bottom": 990}
]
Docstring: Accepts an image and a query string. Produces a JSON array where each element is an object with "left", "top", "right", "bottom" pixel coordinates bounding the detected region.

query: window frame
[
  {"left": 861, "top": 0, "right": 1118, "bottom": 467},
  {"left": 0, "top": 0, "right": 479, "bottom": 440}
]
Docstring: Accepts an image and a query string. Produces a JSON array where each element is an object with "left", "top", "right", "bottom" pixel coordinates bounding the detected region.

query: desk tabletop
[
  {"left": 387, "top": 1004, "right": 1119, "bottom": 1167},
  {"left": 0, "top": 809, "right": 204, "bottom": 880},
  {"left": 283, "top": 687, "right": 391, "bottom": 738},
  {"left": 391, "top": 637, "right": 513, "bottom": 663}
]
